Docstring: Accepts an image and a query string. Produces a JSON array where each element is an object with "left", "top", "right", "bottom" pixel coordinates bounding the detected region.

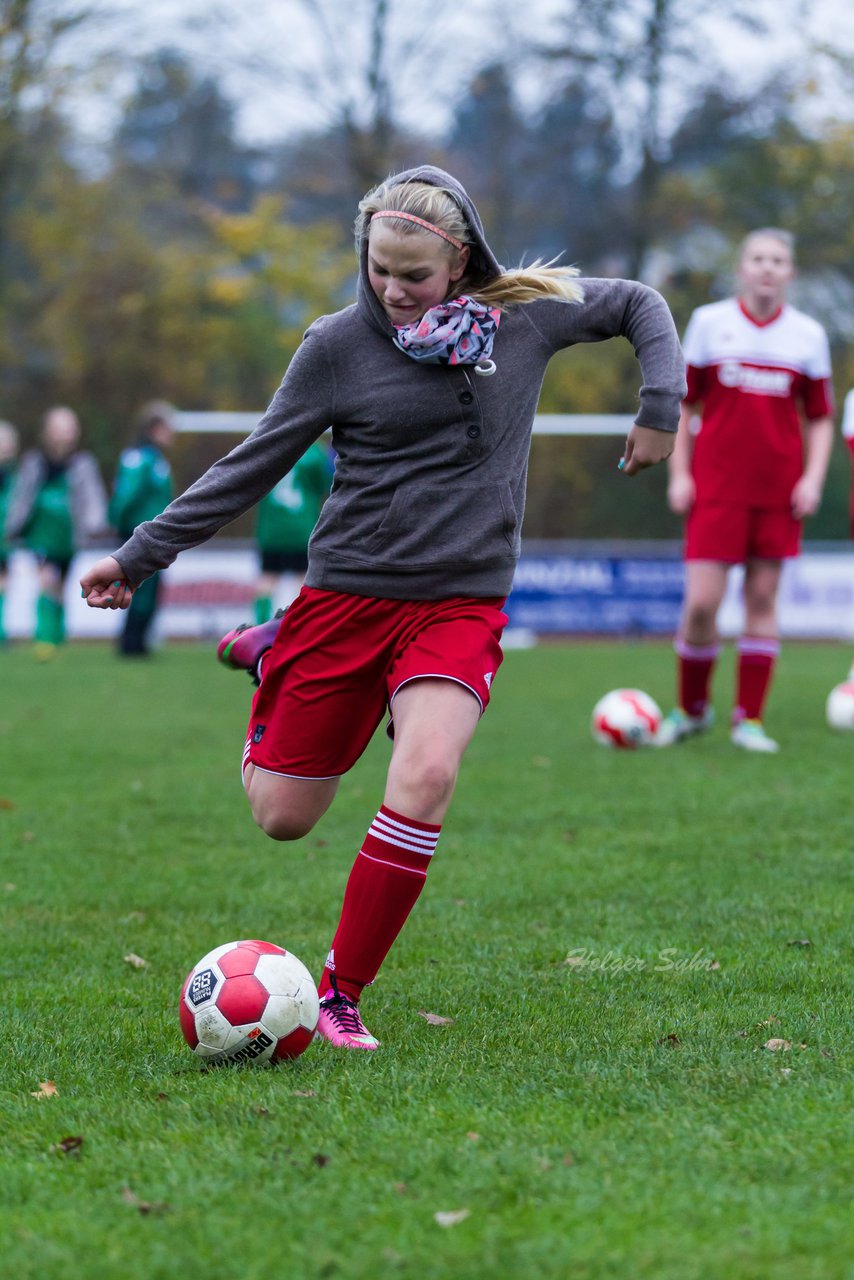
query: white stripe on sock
[{"left": 373, "top": 813, "right": 438, "bottom": 848}]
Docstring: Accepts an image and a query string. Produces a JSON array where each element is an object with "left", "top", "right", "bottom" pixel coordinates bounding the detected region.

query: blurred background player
[
  {"left": 0, "top": 420, "right": 20, "bottom": 644},
  {"left": 252, "top": 436, "right": 333, "bottom": 623},
  {"left": 109, "top": 401, "right": 175, "bottom": 656},
  {"left": 4, "top": 406, "right": 107, "bottom": 657},
  {"left": 841, "top": 387, "right": 854, "bottom": 682},
  {"left": 656, "top": 229, "right": 835, "bottom": 752}
]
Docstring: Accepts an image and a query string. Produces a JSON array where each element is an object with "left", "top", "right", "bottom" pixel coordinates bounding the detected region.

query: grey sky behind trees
[{"left": 61, "top": 0, "right": 853, "bottom": 158}]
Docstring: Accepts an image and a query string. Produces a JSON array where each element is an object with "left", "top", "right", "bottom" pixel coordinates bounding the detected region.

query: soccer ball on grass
[
  {"left": 591, "top": 688, "right": 662, "bottom": 749},
  {"left": 180, "top": 939, "right": 319, "bottom": 1064},
  {"left": 826, "top": 681, "right": 854, "bottom": 731}
]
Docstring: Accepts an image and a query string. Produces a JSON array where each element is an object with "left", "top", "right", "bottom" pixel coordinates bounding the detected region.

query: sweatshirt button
[
  {"left": 460, "top": 390, "right": 474, "bottom": 404},
  {"left": 466, "top": 425, "right": 481, "bottom": 439}
]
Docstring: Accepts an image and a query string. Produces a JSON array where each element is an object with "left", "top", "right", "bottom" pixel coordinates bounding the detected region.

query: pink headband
[{"left": 371, "top": 209, "right": 465, "bottom": 251}]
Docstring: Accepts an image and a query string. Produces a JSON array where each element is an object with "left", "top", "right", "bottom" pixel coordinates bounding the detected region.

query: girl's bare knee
[{"left": 251, "top": 801, "right": 316, "bottom": 842}]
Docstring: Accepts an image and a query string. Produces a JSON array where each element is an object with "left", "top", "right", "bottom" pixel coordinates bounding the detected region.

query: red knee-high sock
[
  {"left": 735, "top": 635, "right": 779, "bottom": 723},
  {"left": 675, "top": 636, "right": 720, "bottom": 717},
  {"left": 319, "top": 805, "right": 442, "bottom": 1003}
]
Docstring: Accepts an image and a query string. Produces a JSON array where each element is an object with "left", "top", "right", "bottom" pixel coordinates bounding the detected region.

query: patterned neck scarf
[{"left": 392, "top": 296, "right": 501, "bottom": 375}]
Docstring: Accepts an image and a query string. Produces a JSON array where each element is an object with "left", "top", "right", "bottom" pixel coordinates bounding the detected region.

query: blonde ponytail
[{"left": 469, "top": 262, "right": 583, "bottom": 307}]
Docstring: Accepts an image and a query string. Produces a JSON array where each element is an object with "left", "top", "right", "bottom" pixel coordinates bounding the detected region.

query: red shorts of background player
[
  {"left": 245, "top": 588, "right": 508, "bottom": 780},
  {"left": 685, "top": 503, "right": 801, "bottom": 563}
]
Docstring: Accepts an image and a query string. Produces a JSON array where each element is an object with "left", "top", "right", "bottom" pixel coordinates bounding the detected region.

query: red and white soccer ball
[
  {"left": 179, "top": 940, "right": 319, "bottom": 1065},
  {"left": 591, "top": 688, "right": 662, "bottom": 749},
  {"left": 826, "top": 681, "right": 854, "bottom": 731}
]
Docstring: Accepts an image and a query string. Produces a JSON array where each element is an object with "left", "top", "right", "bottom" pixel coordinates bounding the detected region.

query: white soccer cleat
[
  {"left": 653, "top": 706, "right": 715, "bottom": 747},
  {"left": 730, "top": 719, "right": 779, "bottom": 753}
]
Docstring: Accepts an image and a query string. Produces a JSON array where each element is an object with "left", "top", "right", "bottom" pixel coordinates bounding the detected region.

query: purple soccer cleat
[{"left": 217, "top": 611, "right": 284, "bottom": 685}]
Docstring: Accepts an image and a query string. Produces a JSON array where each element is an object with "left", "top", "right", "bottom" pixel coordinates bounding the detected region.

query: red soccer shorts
[
  {"left": 245, "top": 588, "right": 507, "bottom": 779},
  {"left": 685, "top": 503, "right": 801, "bottom": 563}
]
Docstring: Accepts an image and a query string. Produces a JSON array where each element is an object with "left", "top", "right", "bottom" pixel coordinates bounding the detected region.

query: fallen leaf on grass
[
  {"left": 759, "top": 1016, "right": 781, "bottom": 1026},
  {"left": 0, "top": 798, "right": 15, "bottom": 810},
  {"left": 53, "top": 1136, "right": 84, "bottom": 1157},
  {"left": 417, "top": 1010, "right": 455, "bottom": 1026},
  {"left": 31, "top": 1081, "right": 58, "bottom": 1098},
  {"left": 820, "top": 1047, "right": 834, "bottom": 1059},
  {"left": 658, "top": 1033, "right": 681, "bottom": 1047},
  {"left": 434, "top": 1209, "right": 470, "bottom": 1228},
  {"left": 763, "top": 1038, "right": 791, "bottom": 1052},
  {"left": 466, "top": 1132, "right": 481, "bottom": 1142},
  {"left": 312, "top": 1153, "right": 331, "bottom": 1167},
  {"left": 122, "top": 1186, "right": 170, "bottom": 1215},
  {"left": 123, "top": 953, "right": 148, "bottom": 969},
  {"left": 786, "top": 938, "right": 812, "bottom": 948},
  {"left": 293, "top": 1089, "right": 317, "bottom": 1098},
  {"left": 709, "top": 960, "right": 721, "bottom": 970},
  {"left": 393, "top": 1182, "right": 409, "bottom": 1196}
]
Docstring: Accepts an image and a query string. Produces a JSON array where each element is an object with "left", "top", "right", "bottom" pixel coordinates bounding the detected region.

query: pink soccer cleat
[
  {"left": 217, "top": 611, "right": 284, "bottom": 684},
  {"left": 316, "top": 983, "right": 379, "bottom": 1051}
]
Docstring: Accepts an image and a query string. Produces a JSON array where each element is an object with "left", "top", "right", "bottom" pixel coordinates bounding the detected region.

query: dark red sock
[
  {"left": 735, "top": 636, "right": 779, "bottom": 722},
  {"left": 675, "top": 636, "right": 719, "bottom": 717},
  {"left": 319, "top": 805, "right": 441, "bottom": 1003}
]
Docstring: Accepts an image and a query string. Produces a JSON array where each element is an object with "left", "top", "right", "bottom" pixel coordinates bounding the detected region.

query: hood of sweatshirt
[{"left": 356, "top": 164, "right": 503, "bottom": 338}]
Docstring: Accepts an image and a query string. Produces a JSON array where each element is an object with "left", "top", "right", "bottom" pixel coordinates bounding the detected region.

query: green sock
[
  {"left": 35, "top": 595, "right": 64, "bottom": 645},
  {"left": 255, "top": 595, "right": 273, "bottom": 625}
]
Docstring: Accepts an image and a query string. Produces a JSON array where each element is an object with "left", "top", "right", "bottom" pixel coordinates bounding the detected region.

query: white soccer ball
[
  {"left": 591, "top": 688, "right": 662, "bottom": 749},
  {"left": 179, "top": 939, "right": 319, "bottom": 1064},
  {"left": 826, "top": 681, "right": 854, "bottom": 731}
]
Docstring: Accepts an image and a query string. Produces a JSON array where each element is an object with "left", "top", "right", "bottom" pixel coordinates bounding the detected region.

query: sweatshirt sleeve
[
  {"left": 114, "top": 330, "right": 335, "bottom": 585},
  {"left": 531, "top": 278, "right": 687, "bottom": 432}
]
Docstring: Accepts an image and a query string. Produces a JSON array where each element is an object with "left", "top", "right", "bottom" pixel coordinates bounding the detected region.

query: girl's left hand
[{"left": 619, "top": 424, "right": 675, "bottom": 476}]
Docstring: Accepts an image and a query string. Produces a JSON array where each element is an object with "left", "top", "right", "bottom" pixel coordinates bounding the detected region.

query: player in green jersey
[
  {"left": 109, "top": 402, "right": 175, "bottom": 656},
  {"left": 5, "top": 407, "right": 106, "bottom": 656},
  {"left": 252, "top": 438, "right": 333, "bottom": 623},
  {"left": 0, "top": 420, "right": 20, "bottom": 644}
]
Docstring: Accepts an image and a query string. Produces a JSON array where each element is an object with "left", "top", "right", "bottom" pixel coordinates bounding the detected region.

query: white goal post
[{"left": 174, "top": 412, "right": 635, "bottom": 436}]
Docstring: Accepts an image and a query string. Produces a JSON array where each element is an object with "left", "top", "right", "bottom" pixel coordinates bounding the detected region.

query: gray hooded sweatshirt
[{"left": 113, "top": 165, "right": 686, "bottom": 600}]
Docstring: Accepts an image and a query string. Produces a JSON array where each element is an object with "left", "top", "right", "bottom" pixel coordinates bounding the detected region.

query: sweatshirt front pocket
[{"left": 367, "top": 480, "right": 519, "bottom": 566}]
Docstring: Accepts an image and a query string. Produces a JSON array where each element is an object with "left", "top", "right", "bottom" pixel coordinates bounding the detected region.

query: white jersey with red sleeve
[
  {"left": 842, "top": 389, "right": 854, "bottom": 456},
  {"left": 683, "top": 297, "right": 834, "bottom": 508}
]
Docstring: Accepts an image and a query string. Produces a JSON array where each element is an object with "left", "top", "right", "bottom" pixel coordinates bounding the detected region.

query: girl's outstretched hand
[
  {"left": 80, "top": 556, "right": 134, "bottom": 609},
  {"left": 619, "top": 424, "right": 675, "bottom": 476}
]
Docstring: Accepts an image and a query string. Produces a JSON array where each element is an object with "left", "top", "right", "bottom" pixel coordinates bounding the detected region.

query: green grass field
[{"left": 1, "top": 638, "right": 852, "bottom": 1280}]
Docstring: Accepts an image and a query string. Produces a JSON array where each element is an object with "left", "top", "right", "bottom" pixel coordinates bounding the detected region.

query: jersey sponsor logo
[
  {"left": 717, "top": 361, "right": 793, "bottom": 396},
  {"left": 484, "top": 671, "right": 493, "bottom": 688},
  {"left": 252, "top": 724, "right": 266, "bottom": 744},
  {"left": 188, "top": 968, "right": 218, "bottom": 1007}
]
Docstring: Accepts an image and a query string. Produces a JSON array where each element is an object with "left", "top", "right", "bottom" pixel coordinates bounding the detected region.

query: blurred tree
[
  {"left": 113, "top": 48, "right": 262, "bottom": 216},
  {"left": 9, "top": 168, "right": 352, "bottom": 476},
  {"left": 0, "top": 1, "right": 93, "bottom": 305},
  {"left": 518, "top": 79, "right": 624, "bottom": 270},
  {"left": 536, "top": 0, "right": 768, "bottom": 276},
  {"left": 445, "top": 63, "right": 527, "bottom": 262}
]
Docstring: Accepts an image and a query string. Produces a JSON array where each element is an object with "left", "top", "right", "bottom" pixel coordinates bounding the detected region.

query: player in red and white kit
[{"left": 656, "top": 228, "right": 835, "bottom": 752}]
